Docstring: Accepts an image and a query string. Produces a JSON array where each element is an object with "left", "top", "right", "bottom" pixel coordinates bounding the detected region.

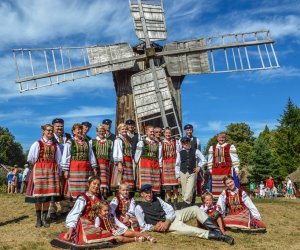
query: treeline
[{"left": 205, "top": 98, "right": 300, "bottom": 182}]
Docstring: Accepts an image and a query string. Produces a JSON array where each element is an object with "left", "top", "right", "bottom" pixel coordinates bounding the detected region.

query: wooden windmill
[{"left": 12, "top": 0, "right": 279, "bottom": 136}]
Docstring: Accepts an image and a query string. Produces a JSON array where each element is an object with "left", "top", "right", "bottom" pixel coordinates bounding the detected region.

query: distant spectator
[
  {"left": 20, "top": 164, "right": 30, "bottom": 194},
  {"left": 259, "top": 181, "right": 265, "bottom": 198},
  {"left": 272, "top": 186, "right": 278, "bottom": 199},
  {"left": 286, "top": 176, "right": 293, "bottom": 199},
  {"left": 7, "top": 168, "right": 14, "bottom": 194},
  {"left": 249, "top": 181, "right": 256, "bottom": 198},
  {"left": 266, "top": 176, "right": 275, "bottom": 199},
  {"left": 11, "top": 165, "right": 18, "bottom": 193},
  {"left": 18, "top": 170, "right": 23, "bottom": 192}
]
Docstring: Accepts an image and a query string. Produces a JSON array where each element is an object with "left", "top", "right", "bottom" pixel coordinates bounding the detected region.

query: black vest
[
  {"left": 137, "top": 197, "right": 166, "bottom": 225},
  {"left": 107, "top": 133, "right": 116, "bottom": 141},
  {"left": 190, "top": 136, "right": 200, "bottom": 151},
  {"left": 126, "top": 133, "right": 139, "bottom": 157},
  {"left": 180, "top": 148, "right": 196, "bottom": 174}
]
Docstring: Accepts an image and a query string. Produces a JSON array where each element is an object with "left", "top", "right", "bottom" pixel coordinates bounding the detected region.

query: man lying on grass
[{"left": 135, "top": 184, "right": 234, "bottom": 245}]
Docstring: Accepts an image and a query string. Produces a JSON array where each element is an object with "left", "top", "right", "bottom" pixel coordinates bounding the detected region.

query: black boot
[
  {"left": 208, "top": 230, "right": 234, "bottom": 245},
  {"left": 202, "top": 217, "right": 220, "bottom": 231},
  {"left": 35, "top": 210, "right": 42, "bottom": 228},
  {"left": 42, "top": 211, "right": 50, "bottom": 228},
  {"left": 191, "top": 191, "right": 196, "bottom": 205},
  {"left": 173, "top": 198, "right": 178, "bottom": 210}
]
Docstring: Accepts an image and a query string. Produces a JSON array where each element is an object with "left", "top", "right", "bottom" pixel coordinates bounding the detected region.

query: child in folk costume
[
  {"left": 160, "top": 127, "right": 179, "bottom": 209},
  {"left": 110, "top": 184, "right": 139, "bottom": 231},
  {"left": 61, "top": 123, "right": 98, "bottom": 200},
  {"left": 200, "top": 192, "right": 225, "bottom": 234},
  {"left": 26, "top": 124, "right": 61, "bottom": 228},
  {"left": 94, "top": 200, "right": 156, "bottom": 243},
  {"left": 90, "top": 125, "right": 113, "bottom": 200},
  {"left": 135, "top": 126, "right": 162, "bottom": 193},
  {"left": 111, "top": 123, "right": 135, "bottom": 192},
  {"left": 52, "top": 176, "right": 115, "bottom": 249},
  {"left": 217, "top": 175, "right": 266, "bottom": 232}
]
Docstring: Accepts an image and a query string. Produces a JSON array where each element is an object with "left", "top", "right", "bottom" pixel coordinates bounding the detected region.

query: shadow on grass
[{"left": 0, "top": 215, "right": 29, "bottom": 227}]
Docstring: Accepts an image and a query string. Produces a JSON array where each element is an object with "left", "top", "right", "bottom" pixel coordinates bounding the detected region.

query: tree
[
  {"left": 0, "top": 127, "right": 26, "bottom": 167},
  {"left": 273, "top": 98, "right": 300, "bottom": 177},
  {"left": 249, "top": 127, "right": 280, "bottom": 182}
]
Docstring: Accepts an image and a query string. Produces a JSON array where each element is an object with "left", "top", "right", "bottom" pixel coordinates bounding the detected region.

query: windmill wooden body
[{"left": 12, "top": 0, "right": 279, "bottom": 136}]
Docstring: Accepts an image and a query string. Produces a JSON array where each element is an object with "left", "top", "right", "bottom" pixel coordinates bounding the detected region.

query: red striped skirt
[
  {"left": 97, "top": 158, "right": 110, "bottom": 189},
  {"left": 67, "top": 160, "right": 92, "bottom": 199},
  {"left": 26, "top": 161, "right": 60, "bottom": 197},
  {"left": 161, "top": 157, "right": 178, "bottom": 186},
  {"left": 138, "top": 158, "right": 161, "bottom": 192},
  {"left": 111, "top": 156, "right": 135, "bottom": 191},
  {"left": 211, "top": 166, "right": 232, "bottom": 196}
]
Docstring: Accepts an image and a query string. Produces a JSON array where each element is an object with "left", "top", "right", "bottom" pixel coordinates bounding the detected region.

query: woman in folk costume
[
  {"left": 110, "top": 183, "right": 139, "bottom": 231},
  {"left": 51, "top": 176, "right": 115, "bottom": 249},
  {"left": 26, "top": 124, "right": 61, "bottom": 228},
  {"left": 110, "top": 123, "right": 135, "bottom": 191},
  {"left": 61, "top": 123, "right": 98, "bottom": 200},
  {"left": 217, "top": 175, "right": 266, "bottom": 232},
  {"left": 90, "top": 124, "right": 113, "bottom": 200},
  {"left": 134, "top": 126, "right": 162, "bottom": 193},
  {"left": 207, "top": 132, "right": 240, "bottom": 196},
  {"left": 160, "top": 127, "right": 179, "bottom": 209}
]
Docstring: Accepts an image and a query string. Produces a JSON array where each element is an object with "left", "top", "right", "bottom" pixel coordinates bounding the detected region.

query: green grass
[{"left": 0, "top": 194, "right": 300, "bottom": 250}]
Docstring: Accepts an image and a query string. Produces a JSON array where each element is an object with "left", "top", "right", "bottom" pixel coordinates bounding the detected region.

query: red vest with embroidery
[
  {"left": 37, "top": 140, "right": 57, "bottom": 163},
  {"left": 80, "top": 193, "right": 101, "bottom": 222},
  {"left": 98, "top": 215, "right": 118, "bottom": 232},
  {"left": 115, "top": 195, "right": 131, "bottom": 217},
  {"left": 225, "top": 188, "right": 246, "bottom": 214},
  {"left": 212, "top": 144, "right": 232, "bottom": 168}
]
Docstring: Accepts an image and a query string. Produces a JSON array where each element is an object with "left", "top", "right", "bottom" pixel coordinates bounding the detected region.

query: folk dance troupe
[{"left": 25, "top": 118, "right": 266, "bottom": 248}]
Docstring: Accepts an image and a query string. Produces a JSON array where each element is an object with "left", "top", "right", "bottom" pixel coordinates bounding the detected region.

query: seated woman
[
  {"left": 217, "top": 175, "right": 266, "bottom": 232},
  {"left": 110, "top": 183, "right": 139, "bottom": 231},
  {"left": 51, "top": 176, "right": 115, "bottom": 249}
]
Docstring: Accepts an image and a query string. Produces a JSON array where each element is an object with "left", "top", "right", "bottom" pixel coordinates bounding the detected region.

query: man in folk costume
[
  {"left": 111, "top": 123, "right": 135, "bottom": 193},
  {"left": 90, "top": 124, "right": 113, "bottom": 200},
  {"left": 176, "top": 137, "right": 207, "bottom": 208},
  {"left": 82, "top": 121, "right": 92, "bottom": 141},
  {"left": 49, "top": 118, "right": 72, "bottom": 219},
  {"left": 102, "top": 119, "right": 116, "bottom": 141},
  {"left": 135, "top": 126, "right": 162, "bottom": 194},
  {"left": 135, "top": 184, "right": 234, "bottom": 245},
  {"left": 61, "top": 124, "right": 98, "bottom": 200},
  {"left": 125, "top": 119, "right": 141, "bottom": 158},
  {"left": 208, "top": 132, "right": 240, "bottom": 196},
  {"left": 160, "top": 127, "right": 179, "bottom": 209}
]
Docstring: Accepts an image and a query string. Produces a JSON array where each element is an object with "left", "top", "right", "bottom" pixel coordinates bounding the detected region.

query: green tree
[
  {"left": 0, "top": 127, "right": 26, "bottom": 166},
  {"left": 273, "top": 98, "right": 300, "bottom": 177},
  {"left": 249, "top": 126, "right": 280, "bottom": 182}
]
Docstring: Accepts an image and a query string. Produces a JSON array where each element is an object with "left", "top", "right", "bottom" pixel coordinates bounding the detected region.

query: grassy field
[{"left": 0, "top": 194, "right": 300, "bottom": 250}]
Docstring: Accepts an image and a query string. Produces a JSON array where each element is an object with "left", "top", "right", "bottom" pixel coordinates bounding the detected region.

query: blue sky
[{"left": 0, "top": 0, "right": 299, "bottom": 151}]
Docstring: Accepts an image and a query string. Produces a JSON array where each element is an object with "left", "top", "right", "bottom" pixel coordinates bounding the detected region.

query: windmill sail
[
  {"left": 129, "top": 0, "right": 167, "bottom": 41},
  {"left": 162, "top": 30, "right": 279, "bottom": 76},
  {"left": 131, "top": 67, "right": 181, "bottom": 136},
  {"left": 12, "top": 43, "right": 138, "bottom": 92}
]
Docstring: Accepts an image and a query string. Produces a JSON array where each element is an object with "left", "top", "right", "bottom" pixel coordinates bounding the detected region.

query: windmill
[{"left": 12, "top": 0, "right": 279, "bottom": 137}]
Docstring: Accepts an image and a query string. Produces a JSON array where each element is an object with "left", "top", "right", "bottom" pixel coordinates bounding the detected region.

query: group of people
[
  {"left": 6, "top": 164, "right": 30, "bottom": 194},
  {"left": 24, "top": 117, "right": 266, "bottom": 248}
]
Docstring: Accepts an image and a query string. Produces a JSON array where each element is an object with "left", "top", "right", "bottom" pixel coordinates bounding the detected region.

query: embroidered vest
[
  {"left": 70, "top": 139, "right": 89, "bottom": 161},
  {"left": 126, "top": 133, "right": 139, "bottom": 157},
  {"left": 79, "top": 193, "right": 101, "bottom": 222},
  {"left": 212, "top": 144, "right": 232, "bottom": 168},
  {"left": 115, "top": 195, "right": 131, "bottom": 217},
  {"left": 98, "top": 215, "right": 118, "bottom": 232},
  {"left": 162, "top": 139, "right": 176, "bottom": 159},
  {"left": 119, "top": 137, "right": 132, "bottom": 157},
  {"left": 225, "top": 188, "right": 246, "bottom": 214},
  {"left": 37, "top": 140, "right": 57, "bottom": 163},
  {"left": 137, "top": 197, "right": 166, "bottom": 225},
  {"left": 141, "top": 139, "right": 159, "bottom": 160},
  {"left": 92, "top": 139, "right": 112, "bottom": 160},
  {"left": 179, "top": 148, "right": 196, "bottom": 174}
]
